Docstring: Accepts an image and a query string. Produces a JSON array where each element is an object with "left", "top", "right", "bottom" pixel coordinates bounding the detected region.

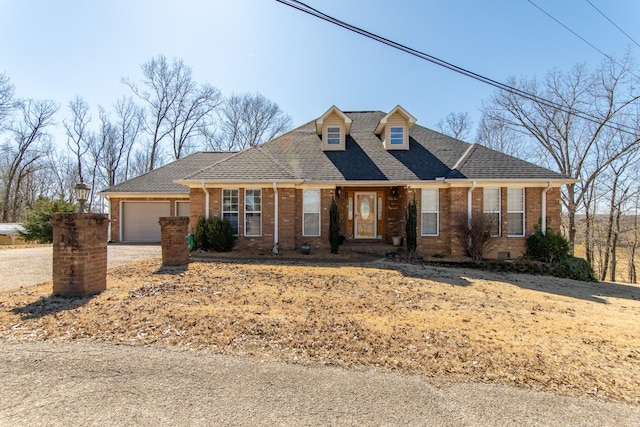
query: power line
[
  {"left": 527, "top": 0, "right": 640, "bottom": 80},
  {"left": 527, "top": 0, "right": 612, "bottom": 60},
  {"left": 275, "top": 0, "right": 639, "bottom": 136},
  {"left": 585, "top": 0, "right": 640, "bottom": 50}
]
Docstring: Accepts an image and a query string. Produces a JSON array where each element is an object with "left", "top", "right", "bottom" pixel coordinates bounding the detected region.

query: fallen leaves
[{"left": 1, "top": 258, "right": 639, "bottom": 404}]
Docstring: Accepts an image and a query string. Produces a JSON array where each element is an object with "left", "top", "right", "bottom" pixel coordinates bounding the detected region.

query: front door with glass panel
[{"left": 355, "top": 192, "right": 377, "bottom": 239}]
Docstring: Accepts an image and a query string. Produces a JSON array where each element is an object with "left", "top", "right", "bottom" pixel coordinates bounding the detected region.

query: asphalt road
[
  {"left": 0, "top": 245, "right": 161, "bottom": 291},
  {"left": 1, "top": 340, "right": 638, "bottom": 426}
]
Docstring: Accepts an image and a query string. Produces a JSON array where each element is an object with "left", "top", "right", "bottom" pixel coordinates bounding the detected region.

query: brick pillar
[
  {"left": 159, "top": 216, "right": 190, "bottom": 266},
  {"left": 51, "top": 213, "right": 109, "bottom": 297}
]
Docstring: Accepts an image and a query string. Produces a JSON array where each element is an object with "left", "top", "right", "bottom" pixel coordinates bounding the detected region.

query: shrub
[
  {"left": 525, "top": 226, "right": 570, "bottom": 263},
  {"left": 406, "top": 198, "right": 417, "bottom": 253},
  {"left": 193, "top": 216, "right": 208, "bottom": 250},
  {"left": 552, "top": 256, "right": 598, "bottom": 282},
  {"left": 457, "top": 213, "right": 498, "bottom": 261},
  {"left": 193, "top": 216, "right": 236, "bottom": 252},
  {"left": 20, "top": 197, "right": 77, "bottom": 243},
  {"left": 329, "top": 199, "right": 340, "bottom": 254}
]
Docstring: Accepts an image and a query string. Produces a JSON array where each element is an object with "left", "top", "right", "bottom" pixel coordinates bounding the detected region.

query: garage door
[{"left": 121, "top": 202, "right": 170, "bottom": 242}]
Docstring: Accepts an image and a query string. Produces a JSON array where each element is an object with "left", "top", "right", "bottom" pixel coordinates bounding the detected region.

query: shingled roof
[
  {"left": 99, "top": 152, "right": 234, "bottom": 194},
  {"left": 179, "top": 111, "right": 566, "bottom": 184}
]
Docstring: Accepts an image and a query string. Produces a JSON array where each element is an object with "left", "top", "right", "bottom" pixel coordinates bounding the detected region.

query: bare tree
[
  {"left": 0, "top": 72, "right": 16, "bottom": 127},
  {"left": 112, "top": 96, "right": 144, "bottom": 182},
  {"left": 480, "top": 56, "right": 640, "bottom": 251},
  {"left": 44, "top": 149, "right": 77, "bottom": 202},
  {"left": 215, "top": 93, "right": 292, "bottom": 151},
  {"left": 63, "top": 96, "right": 92, "bottom": 182},
  {"left": 476, "top": 112, "right": 525, "bottom": 158},
  {"left": 629, "top": 189, "right": 639, "bottom": 283},
  {"left": 435, "top": 112, "right": 473, "bottom": 141},
  {"left": 167, "top": 82, "right": 222, "bottom": 159},
  {"left": 1, "top": 99, "right": 58, "bottom": 221},
  {"left": 123, "top": 55, "right": 221, "bottom": 170}
]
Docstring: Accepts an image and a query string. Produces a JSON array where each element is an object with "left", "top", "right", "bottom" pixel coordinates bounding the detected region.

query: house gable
[
  {"left": 374, "top": 105, "right": 417, "bottom": 151},
  {"left": 316, "top": 105, "right": 352, "bottom": 151}
]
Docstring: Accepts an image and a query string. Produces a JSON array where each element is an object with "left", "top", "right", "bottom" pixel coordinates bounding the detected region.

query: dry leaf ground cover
[{"left": 1, "top": 256, "right": 639, "bottom": 404}]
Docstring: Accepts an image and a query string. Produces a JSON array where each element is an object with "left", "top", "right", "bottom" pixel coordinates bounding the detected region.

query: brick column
[
  {"left": 51, "top": 213, "right": 109, "bottom": 297},
  {"left": 159, "top": 216, "right": 190, "bottom": 266}
]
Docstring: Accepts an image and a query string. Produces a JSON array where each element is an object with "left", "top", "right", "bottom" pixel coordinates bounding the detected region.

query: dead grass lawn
[{"left": 1, "top": 257, "right": 639, "bottom": 404}]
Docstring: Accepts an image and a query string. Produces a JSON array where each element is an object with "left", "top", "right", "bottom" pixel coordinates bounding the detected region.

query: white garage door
[{"left": 121, "top": 202, "right": 170, "bottom": 242}]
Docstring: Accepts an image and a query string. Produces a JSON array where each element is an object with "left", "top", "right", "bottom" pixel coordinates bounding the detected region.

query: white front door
[{"left": 355, "top": 192, "right": 377, "bottom": 239}]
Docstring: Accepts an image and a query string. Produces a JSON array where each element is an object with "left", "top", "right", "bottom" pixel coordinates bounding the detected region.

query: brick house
[{"left": 100, "top": 105, "right": 573, "bottom": 258}]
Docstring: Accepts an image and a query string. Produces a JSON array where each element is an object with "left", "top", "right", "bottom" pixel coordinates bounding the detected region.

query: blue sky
[{"left": 1, "top": 0, "right": 639, "bottom": 145}]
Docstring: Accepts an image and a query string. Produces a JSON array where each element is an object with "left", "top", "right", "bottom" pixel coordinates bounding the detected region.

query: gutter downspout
[
  {"left": 541, "top": 181, "right": 552, "bottom": 235},
  {"left": 467, "top": 181, "right": 477, "bottom": 228},
  {"left": 272, "top": 182, "right": 279, "bottom": 253},
  {"left": 201, "top": 181, "right": 210, "bottom": 219}
]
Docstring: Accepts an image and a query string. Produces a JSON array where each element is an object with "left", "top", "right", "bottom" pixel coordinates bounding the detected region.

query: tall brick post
[
  {"left": 159, "top": 216, "right": 190, "bottom": 266},
  {"left": 51, "top": 213, "right": 109, "bottom": 297}
]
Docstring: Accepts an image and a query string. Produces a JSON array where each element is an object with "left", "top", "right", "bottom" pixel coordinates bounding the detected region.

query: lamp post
[{"left": 74, "top": 180, "right": 91, "bottom": 213}]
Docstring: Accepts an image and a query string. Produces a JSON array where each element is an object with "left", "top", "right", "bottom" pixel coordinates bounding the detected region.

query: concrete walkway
[
  {"left": 0, "top": 340, "right": 637, "bottom": 426},
  {"left": 0, "top": 245, "right": 161, "bottom": 291}
]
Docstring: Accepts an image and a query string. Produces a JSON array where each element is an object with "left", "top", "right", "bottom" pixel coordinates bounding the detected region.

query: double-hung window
[
  {"left": 507, "top": 188, "right": 525, "bottom": 236},
  {"left": 327, "top": 127, "right": 340, "bottom": 145},
  {"left": 483, "top": 188, "right": 501, "bottom": 237},
  {"left": 222, "top": 189, "right": 239, "bottom": 235},
  {"left": 390, "top": 127, "right": 404, "bottom": 145},
  {"left": 421, "top": 189, "right": 439, "bottom": 236},
  {"left": 244, "top": 189, "right": 262, "bottom": 236},
  {"left": 303, "top": 189, "right": 321, "bottom": 236}
]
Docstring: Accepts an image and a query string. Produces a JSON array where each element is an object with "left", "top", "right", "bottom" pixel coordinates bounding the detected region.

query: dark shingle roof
[
  {"left": 105, "top": 111, "right": 568, "bottom": 194},
  {"left": 184, "top": 111, "right": 565, "bottom": 183},
  {"left": 99, "top": 152, "right": 234, "bottom": 194}
]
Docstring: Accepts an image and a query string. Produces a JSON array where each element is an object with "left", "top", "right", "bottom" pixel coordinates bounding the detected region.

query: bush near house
[
  {"left": 405, "top": 198, "right": 417, "bottom": 253},
  {"left": 457, "top": 213, "right": 498, "bottom": 261},
  {"left": 193, "top": 216, "right": 236, "bottom": 252},
  {"left": 525, "top": 225, "right": 596, "bottom": 282},
  {"left": 329, "top": 199, "right": 340, "bottom": 254}
]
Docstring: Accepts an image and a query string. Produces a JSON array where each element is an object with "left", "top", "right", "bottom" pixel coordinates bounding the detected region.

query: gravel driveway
[
  {"left": 0, "top": 244, "right": 161, "bottom": 291},
  {"left": 1, "top": 340, "right": 637, "bottom": 426}
]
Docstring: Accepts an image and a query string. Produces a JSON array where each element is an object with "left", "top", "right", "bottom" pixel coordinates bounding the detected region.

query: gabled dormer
[
  {"left": 316, "top": 105, "right": 352, "bottom": 151},
  {"left": 375, "top": 105, "right": 417, "bottom": 151}
]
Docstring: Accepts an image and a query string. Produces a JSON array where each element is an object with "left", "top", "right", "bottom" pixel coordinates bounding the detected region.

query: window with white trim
[
  {"left": 244, "top": 189, "right": 262, "bottom": 236},
  {"left": 303, "top": 189, "right": 320, "bottom": 236},
  {"left": 507, "top": 188, "right": 525, "bottom": 236},
  {"left": 327, "top": 127, "right": 340, "bottom": 145},
  {"left": 390, "top": 126, "right": 404, "bottom": 145},
  {"left": 483, "top": 188, "right": 501, "bottom": 237},
  {"left": 421, "top": 189, "right": 439, "bottom": 236},
  {"left": 222, "top": 189, "right": 239, "bottom": 235}
]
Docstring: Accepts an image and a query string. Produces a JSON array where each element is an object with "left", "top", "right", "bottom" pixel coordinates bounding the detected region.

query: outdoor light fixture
[
  {"left": 335, "top": 186, "right": 342, "bottom": 198},
  {"left": 75, "top": 180, "right": 91, "bottom": 213}
]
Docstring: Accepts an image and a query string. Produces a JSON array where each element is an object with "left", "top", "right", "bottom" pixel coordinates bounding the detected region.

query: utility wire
[
  {"left": 527, "top": 0, "right": 612, "bottom": 60},
  {"left": 585, "top": 0, "right": 640, "bottom": 50},
  {"left": 528, "top": 0, "right": 640, "bottom": 80},
  {"left": 276, "top": 0, "right": 639, "bottom": 136}
]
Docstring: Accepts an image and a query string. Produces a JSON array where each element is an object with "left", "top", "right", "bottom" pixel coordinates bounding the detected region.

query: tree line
[
  {"left": 0, "top": 54, "right": 292, "bottom": 221},
  {"left": 437, "top": 54, "right": 640, "bottom": 283}
]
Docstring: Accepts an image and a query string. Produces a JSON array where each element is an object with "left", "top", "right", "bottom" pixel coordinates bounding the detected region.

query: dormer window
[
  {"left": 390, "top": 127, "right": 404, "bottom": 145},
  {"left": 375, "top": 105, "right": 417, "bottom": 151},
  {"left": 327, "top": 127, "right": 341, "bottom": 145},
  {"left": 316, "top": 106, "right": 352, "bottom": 151}
]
